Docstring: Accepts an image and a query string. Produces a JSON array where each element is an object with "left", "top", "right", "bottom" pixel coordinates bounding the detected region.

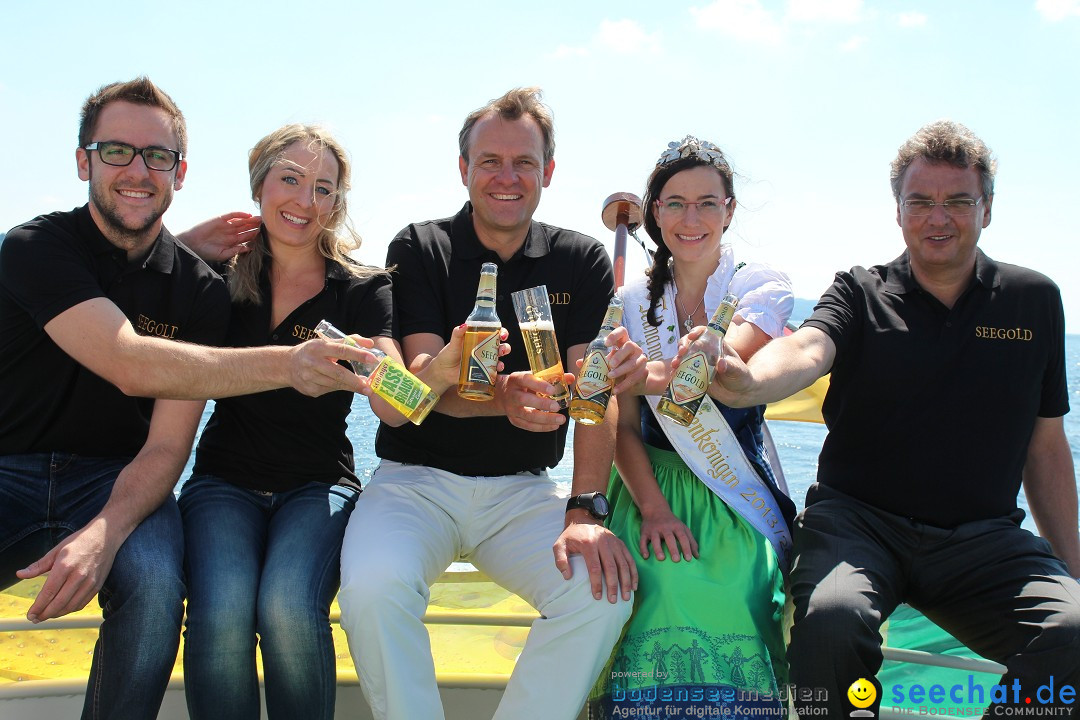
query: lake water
[{"left": 181, "top": 336, "right": 1080, "bottom": 536}]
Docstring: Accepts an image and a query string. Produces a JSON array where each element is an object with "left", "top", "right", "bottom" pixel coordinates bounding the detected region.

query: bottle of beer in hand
[
  {"left": 569, "top": 295, "right": 623, "bottom": 425},
  {"left": 314, "top": 319, "right": 440, "bottom": 426},
  {"left": 458, "top": 262, "right": 501, "bottom": 401},
  {"left": 657, "top": 294, "right": 739, "bottom": 427}
]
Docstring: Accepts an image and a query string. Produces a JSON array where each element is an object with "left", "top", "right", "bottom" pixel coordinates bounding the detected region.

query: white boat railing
[{"left": 882, "top": 646, "right": 1005, "bottom": 675}]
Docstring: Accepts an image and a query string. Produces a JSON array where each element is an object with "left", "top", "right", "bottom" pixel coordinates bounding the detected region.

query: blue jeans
[
  {"left": 0, "top": 453, "right": 185, "bottom": 720},
  {"left": 178, "top": 474, "right": 359, "bottom": 720}
]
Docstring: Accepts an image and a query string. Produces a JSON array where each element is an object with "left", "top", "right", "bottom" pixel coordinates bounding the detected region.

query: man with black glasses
[
  {"left": 0, "top": 77, "right": 367, "bottom": 720},
  {"left": 707, "top": 120, "right": 1080, "bottom": 717}
]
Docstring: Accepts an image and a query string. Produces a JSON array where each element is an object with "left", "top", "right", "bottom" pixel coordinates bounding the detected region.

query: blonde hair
[{"left": 229, "top": 124, "right": 382, "bottom": 304}]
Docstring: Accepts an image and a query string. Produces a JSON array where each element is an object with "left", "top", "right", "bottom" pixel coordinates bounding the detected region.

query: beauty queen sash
[{"left": 621, "top": 275, "right": 792, "bottom": 571}]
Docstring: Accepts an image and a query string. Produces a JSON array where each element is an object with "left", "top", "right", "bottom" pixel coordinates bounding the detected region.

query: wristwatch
[{"left": 566, "top": 492, "right": 610, "bottom": 521}]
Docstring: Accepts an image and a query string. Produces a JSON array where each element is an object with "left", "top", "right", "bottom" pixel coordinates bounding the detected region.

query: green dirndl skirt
[{"left": 588, "top": 444, "right": 787, "bottom": 718}]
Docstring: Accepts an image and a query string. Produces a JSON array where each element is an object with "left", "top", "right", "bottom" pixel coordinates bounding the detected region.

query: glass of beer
[{"left": 510, "top": 285, "right": 571, "bottom": 409}]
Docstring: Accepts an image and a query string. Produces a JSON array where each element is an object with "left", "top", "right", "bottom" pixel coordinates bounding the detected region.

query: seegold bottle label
[
  {"left": 669, "top": 351, "right": 710, "bottom": 404},
  {"left": 465, "top": 330, "right": 500, "bottom": 385},
  {"left": 574, "top": 350, "right": 612, "bottom": 400}
]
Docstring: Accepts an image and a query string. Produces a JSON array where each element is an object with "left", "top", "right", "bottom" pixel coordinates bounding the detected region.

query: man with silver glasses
[
  {"left": 706, "top": 120, "right": 1080, "bottom": 716},
  {"left": 0, "top": 77, "right": 366, "bottom": 720}
]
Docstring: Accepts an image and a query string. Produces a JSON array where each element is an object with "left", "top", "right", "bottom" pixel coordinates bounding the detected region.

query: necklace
[{"left": 674, "top": 279, "right": 704, "bottom": 332}]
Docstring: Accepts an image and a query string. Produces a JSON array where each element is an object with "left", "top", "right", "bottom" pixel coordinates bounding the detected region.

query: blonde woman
[{"left": 177, "top": 125, "right": 472, "bottom": 720}]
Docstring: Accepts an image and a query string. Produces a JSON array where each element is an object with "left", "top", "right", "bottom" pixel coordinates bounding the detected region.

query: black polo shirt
[
  {"left": 376, "top": 202, "right": 614, "bottom": 476},
  {"left": 803, "top": 249, "right": 1068, "bottom": 526},
  {"left": 193, "top": 258, "right": 393, "bottom": 492},
  {"left": 0, "top": 205, "right": 230, "bottom": 457}
]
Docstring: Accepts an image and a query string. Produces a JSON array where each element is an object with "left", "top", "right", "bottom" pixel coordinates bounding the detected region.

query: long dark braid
[
  {"left": 645, "top": 244, "right": 673, "bottom": 327},
  {"left": 641, "top": 144, "right": 735, "bottom": 327}
]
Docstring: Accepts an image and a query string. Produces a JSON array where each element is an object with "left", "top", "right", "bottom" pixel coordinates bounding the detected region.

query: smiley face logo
[{"left": 847, "top": 677, "right": 877, "bottom": 709}]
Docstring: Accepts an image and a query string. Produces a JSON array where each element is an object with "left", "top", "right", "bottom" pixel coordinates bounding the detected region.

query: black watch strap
[{"left": 565, "top": 492, "right": 610, "bottom": 520}]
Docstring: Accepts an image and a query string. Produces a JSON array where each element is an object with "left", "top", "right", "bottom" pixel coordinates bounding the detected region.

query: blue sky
[{"left": 2, "top": 1, "right": 1078, "bottom": 327}]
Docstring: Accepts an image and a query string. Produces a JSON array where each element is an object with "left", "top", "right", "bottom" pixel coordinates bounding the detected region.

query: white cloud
[
  {"left": 691, "top": 0, "right": 784, "bottom": 45},
  {"left": 840, "top": 34, "right": 867, "bottom": 51},
  {"left": 547, "top": 18, "right": 661, "bottom": 59},
  {"left": 897, "top": 11, "right": 928, "bottom": 27},
  {"left": 787, "top": 0, "right": 862, "bottom": 23},
  {"left": 1036, "top": 0, "right": 1080, "bottom": 20}
]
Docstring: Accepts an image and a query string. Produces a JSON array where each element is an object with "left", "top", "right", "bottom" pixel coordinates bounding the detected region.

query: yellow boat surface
[{"left": 0, "top": 569, "right": 568, "bottom": 720}]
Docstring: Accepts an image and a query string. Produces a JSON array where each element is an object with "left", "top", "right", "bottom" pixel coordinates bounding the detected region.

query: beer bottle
[
  {"left": 314, "top": 319, "right": 439, "bottom": 426},
  {"left": 569, "top": 295, "right": 623, "bottom": 425},
  {"left": 458, "top": 262, "right": 501, "bottom": 401},
  {"left": 656, "top": 294, "right": 739, "bottom": 427}
]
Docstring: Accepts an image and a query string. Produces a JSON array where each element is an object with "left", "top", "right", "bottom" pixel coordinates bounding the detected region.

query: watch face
[{"left": 593, "top": 494, "right": 610, "bottom": 516}]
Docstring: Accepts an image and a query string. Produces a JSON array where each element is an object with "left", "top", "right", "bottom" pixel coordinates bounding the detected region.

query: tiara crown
[{"left": 657, "top": 135, "right": 727, "bottom": 169}]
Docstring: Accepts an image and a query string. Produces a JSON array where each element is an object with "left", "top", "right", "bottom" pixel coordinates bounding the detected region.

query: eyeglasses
[
  {"left": 900, "top": 197, "right": 983, "bottom": 217},
  {"left": 84, "top": 141, "right": 183, "bottom": 172},
  {"left": 656, "top": 197, "right": 732, "bottom": 217}
]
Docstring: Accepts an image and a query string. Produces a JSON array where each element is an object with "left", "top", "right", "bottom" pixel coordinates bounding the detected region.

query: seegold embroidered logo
[
  {"left": 975, "top": 326, "right": 1033, "bottom": 341},
  {"left": 548, "top": 292, "right": 571, "bottom": 305},
  {"left": 135, "top": 314, "right": 178, "bottom": 339},
  {"left": 293, "top": 324, "right": 318, "bottom": 341}
]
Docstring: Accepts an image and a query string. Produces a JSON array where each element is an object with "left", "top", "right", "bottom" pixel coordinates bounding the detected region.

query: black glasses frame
[{"left": 84, "top": 141, "right": 183, "bottom": 172}]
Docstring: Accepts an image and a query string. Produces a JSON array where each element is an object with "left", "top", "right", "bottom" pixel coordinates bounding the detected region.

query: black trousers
[{"left": 787, "top": 483, "right": 1080, "bottom": 717}]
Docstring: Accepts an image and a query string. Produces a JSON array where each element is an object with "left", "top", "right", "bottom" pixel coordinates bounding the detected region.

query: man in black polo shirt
[
  {"left": 0, "top": 78, "right": 367, "bottom": 720},
  {"left": 338, "top": 87, "right": 640, "bottom": 720},
  {"left": 710, "top": 120, "right": 1080, "bottom": 716}
]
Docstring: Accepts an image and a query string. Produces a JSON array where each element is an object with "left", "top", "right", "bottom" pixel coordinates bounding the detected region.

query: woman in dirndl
[{"left": 590, "top": 135, "right": 796, "bottom": 718}]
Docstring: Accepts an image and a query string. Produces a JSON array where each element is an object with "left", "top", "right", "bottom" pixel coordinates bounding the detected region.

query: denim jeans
[
  {"left": 178, "top": 474, "right": 359, "bottom": 720},
  {"left": 0, "top": 453, "right": 185, "bottom": 720}
]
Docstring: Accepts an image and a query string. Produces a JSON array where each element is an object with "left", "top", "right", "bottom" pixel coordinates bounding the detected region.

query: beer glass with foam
[{"left": 510, "top": 285, "right": 571, "bottom": 409}]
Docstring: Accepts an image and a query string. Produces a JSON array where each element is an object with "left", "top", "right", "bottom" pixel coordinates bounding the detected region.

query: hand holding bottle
[
  {"left": 658, "top": 294, "right": 739, "bottom": 426},
  {"left": 315, "top": 320, "right": 440, "bottom": 425},
  {"left": 459, "top": 262, "right": 502, "bottom": 401},
  {"left": 671, "top": 322, "right": 756, "bottom": 409},
  {"left": 429, "top": 324, "right": 512, "bottom": 393},
  {"left": 570, "top": 296, "right": 624, "bottom": 425}
]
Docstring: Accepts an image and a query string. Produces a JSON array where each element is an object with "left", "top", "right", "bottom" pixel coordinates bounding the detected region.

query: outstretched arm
[
  {"left": 1023, "top": 415, "right": 1080, "bottom": 576},
  {"left": 44, "top": 298, "right": 369, "bottom": 399},
  {"left": 705, "top": 325, "right": 836, "bottom": 408}
]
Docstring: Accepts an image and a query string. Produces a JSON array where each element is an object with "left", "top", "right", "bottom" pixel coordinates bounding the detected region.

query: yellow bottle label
[{"left": 368, "top": 357, "right": 434, "bottom": 417}]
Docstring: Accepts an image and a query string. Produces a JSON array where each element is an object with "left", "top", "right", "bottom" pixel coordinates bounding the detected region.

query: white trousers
[{"left": 338, "top": 461, "right": 632, "bottom": 720}]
